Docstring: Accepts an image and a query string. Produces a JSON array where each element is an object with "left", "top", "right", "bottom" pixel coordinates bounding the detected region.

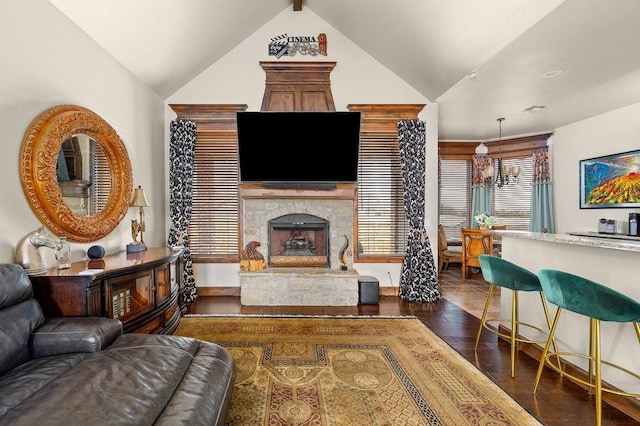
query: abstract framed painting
[{"left": 579, "top": 149, "right": 640, "bottom": 209}]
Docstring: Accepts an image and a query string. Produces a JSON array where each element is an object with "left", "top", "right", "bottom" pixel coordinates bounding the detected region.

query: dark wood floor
[{"left": 186, "top": 268, "right": 638, "bottom": 426}]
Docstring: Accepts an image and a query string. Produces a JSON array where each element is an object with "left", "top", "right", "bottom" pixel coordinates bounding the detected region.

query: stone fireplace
[
  {"left": 236, "top": 63, "right": 360, "bottom": 306},
  {"left": 239, "top": 184, "right": 359, "bottom": 306}
]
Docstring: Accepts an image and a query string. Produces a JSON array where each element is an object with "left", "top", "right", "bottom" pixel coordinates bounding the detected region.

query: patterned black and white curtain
[
  {"left": 168, "top": 119, "right": 198, "bottom": 313},
  {"left": 398, "top": 120, "right": 441, "bottom": 303}
]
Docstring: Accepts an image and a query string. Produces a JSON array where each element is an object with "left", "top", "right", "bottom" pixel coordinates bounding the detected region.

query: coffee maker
[{"left": 629, "top": 213, "right": 640, "bottom": 236}]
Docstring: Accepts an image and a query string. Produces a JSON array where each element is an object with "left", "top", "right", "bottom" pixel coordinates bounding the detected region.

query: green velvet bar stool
[
  {"left": 534, "top": 269, "right": 640, "bottom": 426},
  {"left": 475, "top": 255, "right": 558, "bottom": 377}
]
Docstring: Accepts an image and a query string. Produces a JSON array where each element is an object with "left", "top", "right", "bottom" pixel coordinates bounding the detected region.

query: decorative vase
[
  {"left": 479, "top": 225, "right": 492, "bottom": 230},
  {"left": 55, "top": 237, "right": 71, "bottom": 269}
]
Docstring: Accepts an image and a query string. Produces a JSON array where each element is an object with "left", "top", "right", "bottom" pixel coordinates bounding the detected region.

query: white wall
[
  {"left": 0, "top": 0, "right": 165, "bottom": 265},
  {"left": 552, "top": 102, "right": 640, "bottom": 234},
  {"left": 166, "top": 6, "right": 437, "bottom": 289}
]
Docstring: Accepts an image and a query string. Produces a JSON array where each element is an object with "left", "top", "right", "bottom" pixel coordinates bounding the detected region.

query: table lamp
[{"left": 126, "top": 185, "right": 150, "bottom": 253}]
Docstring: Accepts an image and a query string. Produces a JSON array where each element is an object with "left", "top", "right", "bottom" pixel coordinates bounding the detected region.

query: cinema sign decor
[{"left": 268, "top": 33, "right": 327, "bottom": 58}]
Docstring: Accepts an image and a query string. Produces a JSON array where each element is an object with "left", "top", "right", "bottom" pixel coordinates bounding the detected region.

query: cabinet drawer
[
  {"left": 163, "top": 299, "right": 181, "bottom": 335},
  {"left": 165, "top": 299, "right": 179, "bottom": 322},
  {"left": 131, "top": 314, "right": 162, "bottom": 334},
  {"left": 155, "top": 263, "right": 171, "bottom": 303}
]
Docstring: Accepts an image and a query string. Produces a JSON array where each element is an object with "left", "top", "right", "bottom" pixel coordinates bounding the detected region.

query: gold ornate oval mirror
[{"left": 20, "top": 105, "right": 133, "bottom": 242}]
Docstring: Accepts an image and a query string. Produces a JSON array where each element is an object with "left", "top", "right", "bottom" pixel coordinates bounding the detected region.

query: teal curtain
[
  {"left": 471, "top": 154, "right": 492, "bottom": 228},
  {"left": 530, "top": 147, "right": 554, "bottom": 232}
]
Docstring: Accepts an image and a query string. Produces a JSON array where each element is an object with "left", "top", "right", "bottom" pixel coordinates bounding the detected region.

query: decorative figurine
[
  {"left": 130, "top": 219, "right": 143, "bottom": 244},
  {"left": 240, "top": 241, "right": 267, "bottom": 271},
  {"left": 127, "top": 219, "right": 146, "bottom": 253},
  {"left": 54, "top": 237, "right": 71, "bottom": 270},
  {"left": 339, "top": 235, "right": 349, "bottom": 271},
  {"left": 87, "top": 245, "right": 106, "bottom": 269},
  {"left": 87, "top": 245, "right": 105, "bottom": 260},
  {"left": 14, "top": 226, "right": 61, "bottom": 275},
  {"left": 318, "top": 33, "right": 328, "bottom": 56}
]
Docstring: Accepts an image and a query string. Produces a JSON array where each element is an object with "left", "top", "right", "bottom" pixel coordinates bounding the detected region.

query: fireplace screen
[{"left": 268, "top": 213, "right": 329, "bottom": 267}]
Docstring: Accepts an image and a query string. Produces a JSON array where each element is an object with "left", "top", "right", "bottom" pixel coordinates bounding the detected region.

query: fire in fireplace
[{"left": 268, "top": 213, "right": 329, "bottom": 267}]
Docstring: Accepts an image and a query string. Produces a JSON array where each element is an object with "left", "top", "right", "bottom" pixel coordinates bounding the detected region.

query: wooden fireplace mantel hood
[{"left": 259, "top": 61, "right": 337, "bottom": 112}]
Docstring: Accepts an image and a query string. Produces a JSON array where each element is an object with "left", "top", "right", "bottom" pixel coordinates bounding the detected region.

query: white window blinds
[
  {"left": 357, "top": 135, "right": 408, "bottom": 255},
  {"left": 439, "top": 159, "right": 471, "bottom": 242},
  {"left": 492, "top": 156, "right": 533, "bottom": 231}
]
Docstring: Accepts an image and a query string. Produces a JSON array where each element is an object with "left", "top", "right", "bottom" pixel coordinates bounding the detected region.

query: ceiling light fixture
[
  {"left": 523, "top": 105, "right": 547, "bottom": 113},
  {"left": 543, "top": 69, "right": 564, "bottom": 78},
  {"left": 475, "top": 142, "right": 488, "bottom": 154},
  {"left": 481, "top": 118, "right": 519, "bottom": 188}
]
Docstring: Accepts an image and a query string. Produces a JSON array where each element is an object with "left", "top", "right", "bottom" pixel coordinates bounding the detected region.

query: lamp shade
[
  {"left": 475, "top": 143, "right": 488, "bottom": 155},
  {"left": 130, "top": 185, "right": 150, "bottom": 207}
]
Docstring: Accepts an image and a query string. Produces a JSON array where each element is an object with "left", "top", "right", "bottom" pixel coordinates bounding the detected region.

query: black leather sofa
[{"left": 0, "top": 263, "right": 234, "bottom": 425}]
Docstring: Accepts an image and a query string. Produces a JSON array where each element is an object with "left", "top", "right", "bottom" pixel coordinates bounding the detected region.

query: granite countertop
[{"left": 495, "top": 230, "right": 640, "bottom": 253}]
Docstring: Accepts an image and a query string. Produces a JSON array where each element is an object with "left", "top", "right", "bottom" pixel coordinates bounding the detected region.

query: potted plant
[{"left": 474, "top": 212, "right": 497, "bottom": 230}]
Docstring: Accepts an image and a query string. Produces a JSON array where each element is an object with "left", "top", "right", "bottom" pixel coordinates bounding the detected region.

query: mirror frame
[{"left": 20, "top": 105, "right": 133, "bottom": 242}]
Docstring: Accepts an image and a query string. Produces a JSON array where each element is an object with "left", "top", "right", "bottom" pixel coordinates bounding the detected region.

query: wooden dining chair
[
  {"left": 491, "top": 224, "right": 506, "bottom": 257},
  {"left": 460, "top": 228, "right": 493, "bottom": 280},
  {"left": 437, "top": 225, "right": 462, "bottom": 273}
]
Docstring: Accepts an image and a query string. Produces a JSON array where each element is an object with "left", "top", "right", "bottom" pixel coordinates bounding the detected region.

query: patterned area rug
[{"left": 175, "top": 316, "right": 541, "bottom": 426}]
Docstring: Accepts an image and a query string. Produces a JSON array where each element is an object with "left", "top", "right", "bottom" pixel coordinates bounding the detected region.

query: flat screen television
[{"left": 236, "top": 111, "right": 361, "bottom": 189}]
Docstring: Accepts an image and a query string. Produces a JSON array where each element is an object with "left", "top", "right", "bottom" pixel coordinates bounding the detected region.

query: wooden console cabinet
[{"left": 29, "top": 247, "right": 183, "bottom": 334}]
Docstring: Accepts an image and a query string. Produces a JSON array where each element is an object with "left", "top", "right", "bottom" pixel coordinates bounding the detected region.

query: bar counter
[{"left": 497, "top": 231, "right": 640, "bottom": 395}]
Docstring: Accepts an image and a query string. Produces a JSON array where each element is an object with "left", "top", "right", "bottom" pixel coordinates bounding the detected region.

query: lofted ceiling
[{"left": 48, "top": 0, "right": 640, "bottom": 141}]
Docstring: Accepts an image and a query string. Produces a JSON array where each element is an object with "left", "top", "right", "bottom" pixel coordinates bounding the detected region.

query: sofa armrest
[{"left": 30, "top": 317, "right": 123, "bottom": 358}]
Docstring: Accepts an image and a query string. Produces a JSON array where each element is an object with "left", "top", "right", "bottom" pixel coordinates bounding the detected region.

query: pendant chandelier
[{"left": 482, "top": 118, "right": 519, "bottom": 188}]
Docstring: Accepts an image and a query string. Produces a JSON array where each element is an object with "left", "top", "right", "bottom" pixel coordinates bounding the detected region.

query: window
[
  {"left": 357, "top": 135, "right": 408, "bottom": 256},
  {"left": 170, "top": 104, "right": 247, "bottom": 262},
  {"left": 439, "top": 159, "right": 471, "bottom": 242},
  {"left": 189, "top": 131, "right": 239, "bottom": 260},
  {"left": 492, "top": 156, "right": 533, "bottom": 231},
  {"left": 438, "top": 134, "right": 550, "bottom": 239},
  {"left": 93, "top": 144, "right": 110, "bottom": 215},
  {"left": 349, "top": 104, "right": 425, "bottom": 261}
]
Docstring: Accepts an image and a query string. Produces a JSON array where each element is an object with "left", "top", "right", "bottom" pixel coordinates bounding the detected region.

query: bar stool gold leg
[
  {"left": 533, "top": 307, "right": 562, "bottom": 394},
  {"left": 538, "top": 292, "right": 563, "bottom": 377},
  {"left": 474, "top": 284, "right": 494, "bottom": 350},
  {"left": 588, "top": 319, "right": 594, "bottom": 392},
  {"left": 593, "top": 318, "right": 602, "bottom": 426},
  {"left": 511, "top": 290, "right": 518, "bottom": 377}
]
